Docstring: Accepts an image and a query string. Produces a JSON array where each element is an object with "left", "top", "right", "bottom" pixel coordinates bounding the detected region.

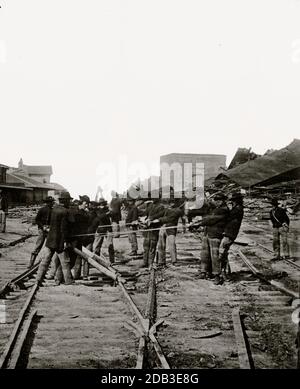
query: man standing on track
[
  {"left": 110, "top": 191, "right": 122, "bottom": 238},
  {"left": 67, "top": 195, "right": 91, "bottom": 280},
  {"left": 0, "top": 189, "right": 8, "bottom": 233},
  {"left": 28, "top": 196, "right": 55, "bottom": 268},
  {"left": 270, "top": 197, "right": 291, "bottom": 261},
  {"left": 157, "top": 197, "right": 184, "bottom": 267},
  {"left": 92, "top": 198, "right": 115, "bottom": 264},
  {"left": 35, "top": 191, "right": 75, "bottom": 286},
  {"left": 197, "top": 192, "right": 229, "bottom": 285},
  {"left": 143, "top": 192, "right": 165, "bottom": 268},
  {"left": 219, "top": 192, "right": 244, "bottom": 278},
  {"left": 126, "top": 198, "right": 139, "bottom": 257}
]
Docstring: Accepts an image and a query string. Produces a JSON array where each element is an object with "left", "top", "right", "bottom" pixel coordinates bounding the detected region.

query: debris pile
[{"left": 8, "top": 206, "right": 39, "bottom": 224}]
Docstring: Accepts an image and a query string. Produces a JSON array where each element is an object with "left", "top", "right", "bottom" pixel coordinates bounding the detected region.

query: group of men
[
  {"left": 32, "top": 192, "right": 121, "bottom": 285},
  {"left": 30, "top": 190, "right": 186, "bottom": 286},
  {"left": 28, "top": 187, "right": 292, "bottom": 288}
]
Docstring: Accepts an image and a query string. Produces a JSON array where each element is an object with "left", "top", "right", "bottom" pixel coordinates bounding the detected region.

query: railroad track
[
  {"left": 255, "top": 242, "right": 300, "bottom": 272},
  {"left": 0, "top": 232, "right": 298, "bottom": 369},
  {"left": 0, "top": 246, "right": 171, "bottom": 369},
  {"left": 0, "top": 263, "right": 39, "bottom": 368},
  {"left": 228, "top": 245, "right": 299, "bottom": 368}
]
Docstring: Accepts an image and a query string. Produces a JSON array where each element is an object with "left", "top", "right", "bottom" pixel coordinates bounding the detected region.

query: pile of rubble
[{"left": 8, "top": 206, "right": 39, "bottom": 224}]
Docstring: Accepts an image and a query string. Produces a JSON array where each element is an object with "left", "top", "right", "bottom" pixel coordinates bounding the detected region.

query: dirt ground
[{"left": 0, "top": 215, "right": 299, "bottom": 369}]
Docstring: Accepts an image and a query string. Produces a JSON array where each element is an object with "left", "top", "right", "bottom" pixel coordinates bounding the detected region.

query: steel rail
[
  {"left": 237, "top": 250, "right": 298, "bottom": 299},
  {"left": 0, "top": 284, "right": 38, "bottom": 369}
]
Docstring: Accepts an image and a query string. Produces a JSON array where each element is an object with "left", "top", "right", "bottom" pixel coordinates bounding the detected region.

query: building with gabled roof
[{"left": 17, "top": 158, "right": 53, "bottom": 183}]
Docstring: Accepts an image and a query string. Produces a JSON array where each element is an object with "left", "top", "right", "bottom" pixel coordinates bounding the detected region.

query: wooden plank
[
  {"left": 149, "top": 332, "right": 170, "bottom": 369},
  {"left": 270, "top": 280, "right": 298, "bottom": 299},
  {"left": 232, "top": 307, "right": 251, "bottom": 369},
  {"left": 238, "top": 250, "right": 298, "bottom": 298},
  {"left": 136, "top": 336, "right": 146, "bottom": 369},
  {"left": 74, "top": 248, "right": 117, "bottom": 281},
  {"left": 10, "top": 262, "right": 40, "bottom": 285},
  {"left": 145, "top": 269, "right": 156, "bottom": 324},
  {"left": 8, "top": 309, "right": 37, "bottom": 369},
  {"left": 0, "top": 284, "right": 38, "bottom": 369},
  {"left": 118, "top": 282, "right": 148, "bottom": 333},
  {"left": 82, "top": 246, "right": 117, "bottom": 274}
]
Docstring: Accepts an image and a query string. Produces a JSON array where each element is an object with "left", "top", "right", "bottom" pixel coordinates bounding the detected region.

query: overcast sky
[{"left": 1, "top": 0, "right": 300, "bottom": 199}]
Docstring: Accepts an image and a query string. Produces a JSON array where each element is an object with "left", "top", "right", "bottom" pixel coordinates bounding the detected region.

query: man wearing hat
[
  {"left": 270, "top": 198, "right": 290, "bottom": 261},
  {"left": 157, "top": 197, "right": 185, "bottom": 266},
  {"left": 36, "top": 191, "right": 75, "bottom": 286},
  {"left": 126, "top": 197, "right": 139, "bottom": 256},
  {"left": 28, "top": 196, "right": 55, "bottom": 268},
  {"left": 110, "top": 191, "right": 122, "bottom": 238},
  {"left": 91, "top": 198, "right": 115, "bottom": 263},
  {"left": 197, "top": 192, "right": 229, "bottom": 285},
  {"left": 219, "top": 192, "right": 244, "bottom": 277},
  {"left": 0, "top": 189, "right": 8, "bottom": 233},
  {"left": 66, "top": 196, "right": 92, "bottom": 279},
  {"left": 142, "top": 193, "right": 165, "bottom": 268}
]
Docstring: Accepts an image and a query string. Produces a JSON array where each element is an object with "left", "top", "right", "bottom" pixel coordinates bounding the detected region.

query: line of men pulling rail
[{"left": 28, "top": 189, "right": 292, "bottom": 287}]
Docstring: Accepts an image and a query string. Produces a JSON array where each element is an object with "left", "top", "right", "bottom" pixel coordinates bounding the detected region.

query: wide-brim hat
[
  {"left": 90, "top": 201, "right": 99, "bottom": 207},
  {"left": 44, "top": 196, "right": 55, "bottom": 203},
  {"left": 98, "top": 198, "right": 108, "bottom": 206},
  {"left": 58, "top": 191, "right": 73, "bottom": 200},
  {"left": 79, "top": 195, "right": 90, "bottom": 203}
]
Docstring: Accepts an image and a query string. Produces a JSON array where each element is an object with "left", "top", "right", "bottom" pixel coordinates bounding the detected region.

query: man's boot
[{"left": 28, "top": 253, "right": 37, "bottom": 268}]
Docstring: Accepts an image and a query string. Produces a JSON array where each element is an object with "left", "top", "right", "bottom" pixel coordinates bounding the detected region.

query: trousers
[
  {"left": 219, "top": 236, "right": 234, "bottom": 270},
  {"left": 36, "top": 247, "right": 73, "bottom": 284},
  {"left": 128, "top": 230, "right": 138, "bottom": 253},
  {"left": 0, "top": 211, "right": 6, "bottom": 233},
  {"left": 200, "top": 236, "right": 221, "bottom": 275},
  {"left": 143, "top": 230, "right": 159, "bottom": 267},
  {"left": 157, "top": 227, "right": 177, "bottom": 265},
  {"left": 32, "top": 228, "right": 47, "bottom": 255},
  {"left": 93, "top": 232, "right": 115, "bottom": 263},
  {"left": 273, "top": 226, "right": 289, "bottom": 258}
]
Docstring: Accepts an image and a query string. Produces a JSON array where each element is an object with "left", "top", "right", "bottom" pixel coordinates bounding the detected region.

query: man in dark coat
[
  {"left": 157, "top": 198, "right": 184, "bottom": 266},
  {"left": 0, "top": 189, "right": 8, "bottom": 233},
  {"left": 197, "top": 192, "right": 229, "bottom": 285},
  {"left": 35, "top": 191, "right": 75, "bottom": 286},
  {"left": 75, "top": 200, "right": 101, "bottom": 279},
  {"left": 110, "top": 191, "right": 122, "bottom": 238},
  {"left": 28, "top": 196, "right": 55, "bottom": 268},
  {"left": 67, "top": 196, "right": 90, "bottom": 279},
  {"left": 143, "top": 196, "right": 165, "bottom": 268},
  {"left": 91, "top": 198, "right": 115, "bottom": 263},
  {"left": 219, "top": 192, "right": 244, "bottom": 276},
  {"left": 126, "top": 198, "right": 139, "bottom": 256},
  {"left": 270, "top": 198, "right": 290, "bottom": 260}
]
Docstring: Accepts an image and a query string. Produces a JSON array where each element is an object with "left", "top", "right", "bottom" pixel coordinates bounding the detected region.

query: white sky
[{"left": 1, "top": 0, "right": 300, "bottom": 199}]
